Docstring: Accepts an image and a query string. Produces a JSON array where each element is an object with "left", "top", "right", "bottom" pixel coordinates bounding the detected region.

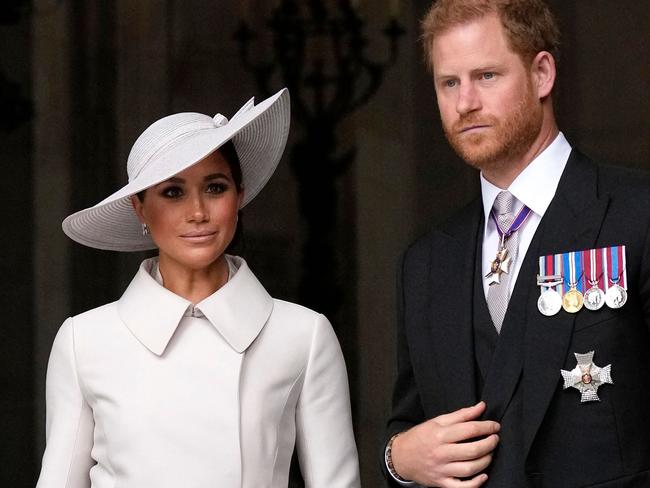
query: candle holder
[{"left": 235, "top": 1, "right": 404, "bottom": 321}]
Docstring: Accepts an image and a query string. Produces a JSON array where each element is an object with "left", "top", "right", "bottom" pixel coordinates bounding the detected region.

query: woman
[{"left": 36, "top": 89, "right": 360, "bottom": 488}]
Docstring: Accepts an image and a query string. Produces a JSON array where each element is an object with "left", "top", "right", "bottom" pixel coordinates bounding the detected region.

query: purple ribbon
[{"left": 490, "top": 204, "right": 533, "bottom": 239}]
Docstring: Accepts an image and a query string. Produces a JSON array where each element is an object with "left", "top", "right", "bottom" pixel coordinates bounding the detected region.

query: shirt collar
[
  {"left": 480, "top": 131, "right": 572, "bottom": 223},
  {"left": 117, "top": 256, "right": 273, "bottom": 356}
]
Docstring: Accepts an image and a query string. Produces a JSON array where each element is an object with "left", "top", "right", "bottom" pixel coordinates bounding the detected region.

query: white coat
[{"left": 36, "top": 256, "right": 360, "bottom": 488}]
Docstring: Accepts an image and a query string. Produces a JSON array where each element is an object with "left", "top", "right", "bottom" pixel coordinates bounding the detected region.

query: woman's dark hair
[
  {"left": 136, "top": 139, "right": 245, "bottom": 253},
  {"left": 220, "top": 140, "right": 245, "bottom": 254}
]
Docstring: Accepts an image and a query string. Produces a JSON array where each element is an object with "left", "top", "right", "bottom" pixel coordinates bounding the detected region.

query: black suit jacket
[{"left": 386, "top": 151, "right": 650, "bottom": 487}]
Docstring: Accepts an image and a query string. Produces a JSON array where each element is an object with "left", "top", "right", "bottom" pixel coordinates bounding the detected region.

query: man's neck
[{"left": 482, "top": 122, "right": 560, "bottom": 189}]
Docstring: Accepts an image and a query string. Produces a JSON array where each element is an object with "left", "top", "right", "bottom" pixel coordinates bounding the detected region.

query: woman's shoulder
[
  {"left": 69, "top": 300, "right": 120, "bottom": 327},
  {"left": 266, "top": 299, "right": 340, "bottom": 346},
  {"left": 58, "top": 301, "right": 123, "bottom": 350},
  {"left": 269, "top": 298, "right": 331, "bottom": 328}
]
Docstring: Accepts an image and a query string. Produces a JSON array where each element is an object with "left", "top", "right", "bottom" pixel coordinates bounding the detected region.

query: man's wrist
[{"left": 385, "top": 432, "right": 415, "bottom": 485}]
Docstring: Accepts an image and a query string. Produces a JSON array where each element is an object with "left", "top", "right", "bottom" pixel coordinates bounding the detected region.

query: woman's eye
[
  {"left": 161, "top": 186, "right": 183, "bottom": 198},
  {"left": 444, "top": 79, "right": 457, "bottom": 88},
  {"left": 207, "top": 182, "right": 229, "bottom": 194}
]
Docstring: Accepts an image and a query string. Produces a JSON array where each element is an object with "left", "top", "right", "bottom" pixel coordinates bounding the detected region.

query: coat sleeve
[
  {"left": 295, "top": 314, "right": 361, "bottom": 488},
  {"left": 36, "top": 318, "right": 95, "bottom": 488},
  {"left": 383, "top": 251, "right": 426, "bottom": 487}
]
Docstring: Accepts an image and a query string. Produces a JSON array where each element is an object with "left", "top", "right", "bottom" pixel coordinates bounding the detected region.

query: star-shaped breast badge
[
  {"left": 485, "top": 248, "right": 513, "bottom": 285},
  {"left": 561, "top": 351, "right": 613, "bottom": 403}
]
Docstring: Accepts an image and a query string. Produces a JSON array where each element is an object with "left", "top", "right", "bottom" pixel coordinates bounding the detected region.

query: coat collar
[{"left": 117, "top": 256, "right": 273, "bottom": 356}]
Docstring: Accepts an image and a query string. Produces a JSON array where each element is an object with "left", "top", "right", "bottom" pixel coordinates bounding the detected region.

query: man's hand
[{"left": 391, "top": 401, "right": 500, "bottom": 488}]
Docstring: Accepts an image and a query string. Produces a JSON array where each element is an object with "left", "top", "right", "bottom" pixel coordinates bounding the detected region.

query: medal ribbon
[
  {"left": 583, "top": 248, "right": 603, "bottom": 289},
  {"left": 539, "top": 254, "right": 562, "bottom": 296},
  {"left": 563, "top": 251, "right": 584, "bottom": 294},
  {"left": 538, "top": 256, "right": 546, "bottom": 297},
  {"left": 490, "top": 204, "right": 532, "bottom": 240},
  {"left": 555, "top": 253, "right": 563, "bottom": 294},
  {"left": 606, "top": 245, "right": 627, "bottom": 290}
]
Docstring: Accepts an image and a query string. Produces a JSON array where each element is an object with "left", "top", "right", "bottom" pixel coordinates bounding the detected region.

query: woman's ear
[
  {"left": 130, "top": 195, "right": 146, "bottom": 223},
  {"left": 531, "top": 50, "right": 556, "bottom": 100},
  {"left": 238, "top": 186, "right": 245, "bottom": 209}
]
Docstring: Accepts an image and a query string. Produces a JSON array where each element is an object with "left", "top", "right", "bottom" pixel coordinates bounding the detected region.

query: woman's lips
[{"left": 179, "top": 230, "right": 217, "bottom": 243}]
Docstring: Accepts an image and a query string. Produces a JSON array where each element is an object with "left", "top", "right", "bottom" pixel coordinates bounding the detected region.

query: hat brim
[{"left": 62, "top": 89, "right": 290, "bottom": 251}]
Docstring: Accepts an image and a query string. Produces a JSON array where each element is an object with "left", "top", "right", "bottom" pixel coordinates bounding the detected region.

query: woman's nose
[{"left": 187, "top": 194, "right": 209, "bottom": 223}]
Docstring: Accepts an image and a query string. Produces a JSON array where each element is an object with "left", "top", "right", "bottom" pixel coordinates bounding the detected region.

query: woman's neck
[{"left": 157, "top": 254, "right": 229, "bottom": 304}]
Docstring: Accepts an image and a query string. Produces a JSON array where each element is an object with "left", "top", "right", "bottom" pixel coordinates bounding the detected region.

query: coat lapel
[
  {"left": 427, "top": 199, "right": 482, "bottom": 411},
  {"left": 522, "top": 150, "right": 610, "bottom": 457}
]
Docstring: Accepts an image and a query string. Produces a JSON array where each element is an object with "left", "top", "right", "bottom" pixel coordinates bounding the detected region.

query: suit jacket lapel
[
  {"left": 522, "top": 150, "right": 610, "bottom": 457},
  {"left": 427, "top": 199, "right": 482, "bottom": 412}
]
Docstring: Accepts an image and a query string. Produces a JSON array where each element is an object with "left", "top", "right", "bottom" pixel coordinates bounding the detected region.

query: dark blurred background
[{"left": 2, "top": 1, "right": 648, "bottom": 486}]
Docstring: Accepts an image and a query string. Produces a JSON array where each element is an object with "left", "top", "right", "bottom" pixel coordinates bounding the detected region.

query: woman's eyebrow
[{"left": 203, "top": 172, "right": 230, "bottom": 181}]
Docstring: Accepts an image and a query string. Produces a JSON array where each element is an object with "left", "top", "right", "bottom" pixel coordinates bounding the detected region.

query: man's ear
[
  {"left": 130, "top": 195, "right": 146, "bottom": 223},
  {"left": 531, "top": 50, "right": 556, "bottom": 100}
]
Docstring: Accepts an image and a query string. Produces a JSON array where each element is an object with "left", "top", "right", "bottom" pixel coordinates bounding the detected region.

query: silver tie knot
[{"left": 493, "top": 191, "right": 516, "bottom": 229}]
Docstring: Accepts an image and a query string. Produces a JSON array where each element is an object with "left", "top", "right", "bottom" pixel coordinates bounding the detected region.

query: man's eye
[
  {"left": 161, "top": 186, "right": 183, "bottom": 198},
  {"left": 482, "top": 72, "right": 495, "bottom": 80}
]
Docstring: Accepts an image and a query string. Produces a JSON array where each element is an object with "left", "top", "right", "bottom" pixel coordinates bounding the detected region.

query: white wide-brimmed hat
[{"left": 62, "top": 88, "right": 290, "bottom": 251}]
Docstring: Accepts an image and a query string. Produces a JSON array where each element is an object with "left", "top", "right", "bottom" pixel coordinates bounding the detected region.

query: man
[{"left": 384, "top": 1, "right": 650, "bottom": 487}]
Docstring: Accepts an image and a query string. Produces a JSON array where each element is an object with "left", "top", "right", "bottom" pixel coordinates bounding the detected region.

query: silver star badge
[
  {"left": 561, "top": 351, "right": 613, "bottom": 403},
  {"left": 485, "top": 248, "right": 513, "bottom": 285}
]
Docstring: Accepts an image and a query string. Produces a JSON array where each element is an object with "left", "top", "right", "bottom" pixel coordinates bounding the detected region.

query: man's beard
[{"left": 443, "top": 87, "right": 543, "bottom": 172}]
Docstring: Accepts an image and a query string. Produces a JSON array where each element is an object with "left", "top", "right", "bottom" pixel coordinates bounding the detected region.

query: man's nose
[{"left": 456, "top": 83, "right": 482, "bottom": 115}]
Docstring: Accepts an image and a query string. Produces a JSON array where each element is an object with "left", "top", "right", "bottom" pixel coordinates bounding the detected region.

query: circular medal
[
  {"left": 583, "top": 286, "right": 605, "bottom": 311},
  {"left": 605, "top": 284, "right": 627, "bottom": 309},
  {"left": 538, "top": 289, "right": 562, "bottom": 316},
  {"left": 562, "top": 288, "right": 584, "bottom": 313}
]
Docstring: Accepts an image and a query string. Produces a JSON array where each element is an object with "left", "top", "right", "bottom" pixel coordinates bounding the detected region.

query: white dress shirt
[{"left": 481, "top": 132, "right": 572, "bottom": 298}]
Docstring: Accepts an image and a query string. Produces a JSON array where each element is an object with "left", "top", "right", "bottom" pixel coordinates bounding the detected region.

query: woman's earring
[{"left": 142, "top": 223, "right": 150, "bottom": 236}]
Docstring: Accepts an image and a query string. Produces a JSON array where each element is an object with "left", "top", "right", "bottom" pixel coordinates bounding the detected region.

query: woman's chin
[{"left": 162, "top": 248, "right": 226, "bottom": 272}]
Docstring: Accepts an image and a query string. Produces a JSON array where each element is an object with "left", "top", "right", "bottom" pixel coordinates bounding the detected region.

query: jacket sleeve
[
  {"left": 36, "top": 318, "right": 95, "bottom": 488},
  {"left": 295, "top": 314, "right": 361, "bottom": 488},
  {"left": 383, "top": 251, "right": 426, "bottom": 487}
]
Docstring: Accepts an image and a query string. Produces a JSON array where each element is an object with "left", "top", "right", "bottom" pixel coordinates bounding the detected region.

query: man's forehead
[{"left": 430, "top": 14, "right": 517, "bottom": 71}]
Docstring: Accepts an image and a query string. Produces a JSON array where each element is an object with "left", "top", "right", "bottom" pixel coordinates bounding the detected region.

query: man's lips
[{"left": 459, "top": 124, "right": 490, "bottom": 133}]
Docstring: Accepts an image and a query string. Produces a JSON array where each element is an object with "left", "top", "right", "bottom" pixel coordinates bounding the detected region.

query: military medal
[
  {"left": 561, "top": 351, "right": 613, "bottom": 402},
  {"left": 606, "top": 283, "right": 627, "bottom": 308},
  {"left": 486, "top": 235, "right": 513, "bottom": 285},
  {"left": 485, "top": 204, "right": 532, "bottom": 286},
  {"left": 561, "top": 251, "right": 584, "bottom": 313},
  {"left": 584, "top": 284, "right": 605, "bottom": 311},
  {"left": 538, "top": 288, "right": 562, "bottom": 316},
  {"left": 605, "top": 245, "right": 628, "bottom": 309},
  {"left": 583, "top": 248, "right": 605, "bottom": 311},
  {"left": 537, "top": 255, "right": 563, "bottom": 316}
]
